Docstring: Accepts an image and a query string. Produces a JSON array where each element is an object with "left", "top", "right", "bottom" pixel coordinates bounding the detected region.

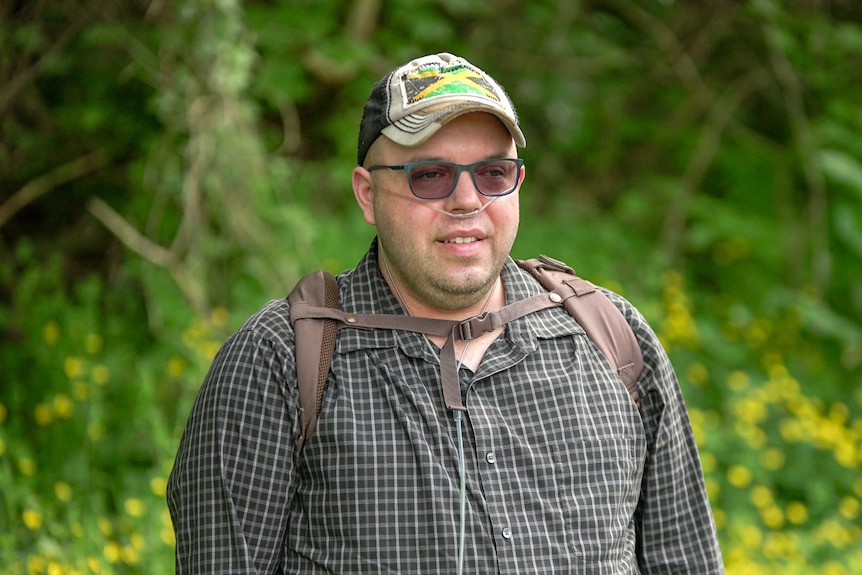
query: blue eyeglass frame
[{"left": 367, "top": 158, "right": 524, "bottom": 200}]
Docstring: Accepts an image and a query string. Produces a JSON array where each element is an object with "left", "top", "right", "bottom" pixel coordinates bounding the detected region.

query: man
[{"left": 168, "top": 52, "right": 724, "bottom": 573}]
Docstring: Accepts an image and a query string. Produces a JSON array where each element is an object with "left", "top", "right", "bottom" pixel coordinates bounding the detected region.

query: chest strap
[{"left": 291, "top": 285, "right": 579, "bottom": 415}]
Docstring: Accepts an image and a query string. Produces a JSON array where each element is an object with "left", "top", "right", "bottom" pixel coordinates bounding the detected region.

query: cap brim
[{"left": 380, "top": 103, "right": 526, "bottom": 150}]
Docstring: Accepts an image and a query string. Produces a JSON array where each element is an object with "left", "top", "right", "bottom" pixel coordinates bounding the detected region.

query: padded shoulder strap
[
  {"left": 288, "top": 270, "right": 339, "bottom": 452},
  {"left": 516, "top": 255, "right": 643, "bottom": 406}
]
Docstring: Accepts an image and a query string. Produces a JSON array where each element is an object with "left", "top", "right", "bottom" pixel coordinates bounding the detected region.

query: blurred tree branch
[
  {"left": 0, "top": 150, "right": 110, "bottom": 230},
  {"left": 347, "top": 0, "right": 381, "bottom": 40},
  {"left": 87, "top": 196, "right": 207, "bottom": 314}
]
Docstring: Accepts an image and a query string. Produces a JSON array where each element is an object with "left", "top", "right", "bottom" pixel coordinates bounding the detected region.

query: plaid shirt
[{"left": 168, "top": 240, "right": 724, "bottom": 574}]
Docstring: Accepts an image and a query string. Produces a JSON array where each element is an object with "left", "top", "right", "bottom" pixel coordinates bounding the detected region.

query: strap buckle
[{"left": 457, "top": 312, "right": 502, "bottom": 341}]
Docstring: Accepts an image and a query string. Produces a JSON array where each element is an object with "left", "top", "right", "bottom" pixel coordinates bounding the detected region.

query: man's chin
[{"left": 429, "top": 272, "right": 499, "bottom": 309}]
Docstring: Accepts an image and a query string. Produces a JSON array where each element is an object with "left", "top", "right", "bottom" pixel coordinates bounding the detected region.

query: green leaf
[{"left": 820, "top": 149, "right": 862, "bottom": 199}]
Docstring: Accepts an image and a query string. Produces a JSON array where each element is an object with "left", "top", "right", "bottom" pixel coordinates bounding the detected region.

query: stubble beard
[{"left": 378, "top": 236, "right": 508, "bottom": 312}]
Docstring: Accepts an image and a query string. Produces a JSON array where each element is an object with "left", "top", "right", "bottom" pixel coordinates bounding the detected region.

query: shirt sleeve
[
  {"left": 167, "top": 313, "right": 300, "bottom": 575},
  {"left": 614, "top": 295, "right": 725, "bottom": 573}
]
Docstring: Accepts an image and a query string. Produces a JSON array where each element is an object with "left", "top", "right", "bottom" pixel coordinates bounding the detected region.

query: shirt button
[
  {"left": 485, "top": 452, "right": 497, "bottom": 464},
  {"left": 501, "top": 527, "right": 512, "bottom": 539}
]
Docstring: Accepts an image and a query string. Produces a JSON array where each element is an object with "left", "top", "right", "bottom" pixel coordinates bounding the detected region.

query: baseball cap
[{"left": 357, "top": 53, "right": 526, "bottom": 166}]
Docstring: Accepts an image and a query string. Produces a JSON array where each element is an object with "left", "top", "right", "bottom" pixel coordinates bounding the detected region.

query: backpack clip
[{"left": 457, "top": 312, "right": 503, "bottom": 341}]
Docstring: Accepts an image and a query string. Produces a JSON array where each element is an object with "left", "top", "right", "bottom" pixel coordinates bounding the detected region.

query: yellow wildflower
[
  {"left": 53, "top": 394, "right": 74, "bottom": 418},
  {"left": 18, "top": 457, "right": 36, "bottom": 476},
  {"left": 727, "top": 464, "right": 752, "bottom": 488},
  {"left": 839, "top": 496, "right": 859, "bottom": 520},
  {"left": 167, "top": 356, "right": 188, "bottom": 378},
  {"left": 779, "top": 418, "right": 804, "bottom": 443},
  {"left": 759, "top": 448, "right": 785, "bottom": 470},
  {"left": 734, "top": 397, "right": 767, "bottom": 425},
  {"left": 124, "top": 498, "right": 144, "bottom": 517},
  {"left": 54, "top": 481, "right": 73, "bottom": 503},
  {"left": 35, "top": 402, "right": 54, "bottom": 426},
  {"left": 211, "top": 306, "right": 230, "bottom": 327},
  {"left": 727, "top": 370, "right": 750, "bottom": 392},
  {"left": 202, "top": 341, "right": 221, "bottom": 361},
  {"left": 749, "top": 485, "right": 773, "bottom": 509},
  {"left": 97, "top": 517, "right": 113, "bottom": 537},
  {"left": 150, "top": 476, "right": 168, "bottom": 497},
  {"left": 27, "top": 555, "right": 46, "bottom": 575},
  {"left": 71, "top": 522, "right": 84, "bottom": 538},
  {"left": 131, "top": 533, "right": 146, "bottom": 552},
  {"left": 92, "top": 364, "right": 110, "bottom": 386},
  {"left": 822, "top": 561, "right": 848, "bottom": 575},
  {"left": 738, "top": 523, "right": 763, "bottom": 549},
  {"left": 786, "top": 501, "right": 808, "bottom": 525},
  {"left": 815, "top": 518, "right": 854, "bottom": 548},
  {"left": 685, "top": 362, "right": 709, "bottom": 387},
  {"left": 85, "top": 333, "right": 103, "bottom": 355},
  {"left": 829, "top": 402, "right": 849, "bottom": 423},
  {"left": 761, "top": 505, "right": 784, "bottom": 529},
  {"left": 22, "top": 509, "right": 42, "bottom": 530},
  {"left": 161, "top": 507, "right": 177, "bottom": 546},
  {"left": 103, "top": 541, "right": 121, "bottom": 564},
  {"left": 121, "top": 545, "right": 140, "bottom": 565},
  {"left": 43, "top": 321, "right": 61, "bottom": 346},
  {"left": 161, "top": 525, "right": 176, "bottom": 547},
  {"left": 835, "top": 444, "right": 857, "bottom": 468},
  {"left": 64, "top": 356, "right": 86, "bottom": 379},
  {"left": 744, "top": 318, "right": 770, "bottom": 345},
  {"left": 737, "top": 424, "right": 767, "bottom": 449}
]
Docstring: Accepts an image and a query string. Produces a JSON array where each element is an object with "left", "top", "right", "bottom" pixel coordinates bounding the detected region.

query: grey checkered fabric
[{"left": 167, "top": 240, "right": 724, "bottom": 574}]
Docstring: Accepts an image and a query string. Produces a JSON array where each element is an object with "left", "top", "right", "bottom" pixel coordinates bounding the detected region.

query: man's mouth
[{"left": 444, "top": 236, "right": 479, "bottom": 244}]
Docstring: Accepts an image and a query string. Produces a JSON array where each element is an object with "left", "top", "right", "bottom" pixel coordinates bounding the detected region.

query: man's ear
[{"left": 352, "top": 166, "right": 377, "bottom": 226}]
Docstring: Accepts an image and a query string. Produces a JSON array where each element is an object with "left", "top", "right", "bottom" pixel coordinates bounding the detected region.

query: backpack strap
[
  {"left": 287, "top": 270, "right": 339, "bottom": 452},
  {"left": 515, "top": 255, "right": 643, "bottom": 406},
  {"left": 290, "top": 285, "right": 576, "bottom": 418},
  {"left": 287, "top": 256, "right": 644, "bottom": 452}
]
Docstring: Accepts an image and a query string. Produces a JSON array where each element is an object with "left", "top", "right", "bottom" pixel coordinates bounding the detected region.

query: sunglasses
[{"left": 367, "top": 158, "right": 524, "bottom": 200}]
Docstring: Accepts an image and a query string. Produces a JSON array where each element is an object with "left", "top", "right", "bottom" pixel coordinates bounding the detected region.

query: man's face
[{"left": 353, "top": 112, "right": 523, "bottom": 312}]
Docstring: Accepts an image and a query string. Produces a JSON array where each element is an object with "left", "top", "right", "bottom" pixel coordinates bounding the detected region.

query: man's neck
[
  {"left": 383, "top": 271, "right": 507, "bottom": 368},
  {"left": 400, "top": 276, "right": 505, "bottom": 322}
]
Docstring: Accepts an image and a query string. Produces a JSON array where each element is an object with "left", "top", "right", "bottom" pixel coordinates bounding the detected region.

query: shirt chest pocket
[{"left": 552, "top": 435, "right": 643, "bottom": 559}]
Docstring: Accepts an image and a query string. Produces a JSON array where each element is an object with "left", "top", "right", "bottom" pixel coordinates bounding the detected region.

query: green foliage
[
  {"left": 1, "top": 0, "right": 861, "bottom": 572},
  {"left": 0, "top": 242, "right": 203, "bottom": 573}
]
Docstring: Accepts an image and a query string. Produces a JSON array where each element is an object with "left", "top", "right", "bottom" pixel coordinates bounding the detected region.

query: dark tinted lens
[
  {"left": 407, "top": 163, "right": 456, "bottom": 199},
  {"left": 473, "top": 160, "right": 520, "bottom": 196}
]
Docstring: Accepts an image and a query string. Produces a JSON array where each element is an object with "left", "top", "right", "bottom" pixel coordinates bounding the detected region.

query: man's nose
[{"left": 444, "top": 170, "right": 483, "bottom": 211}]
